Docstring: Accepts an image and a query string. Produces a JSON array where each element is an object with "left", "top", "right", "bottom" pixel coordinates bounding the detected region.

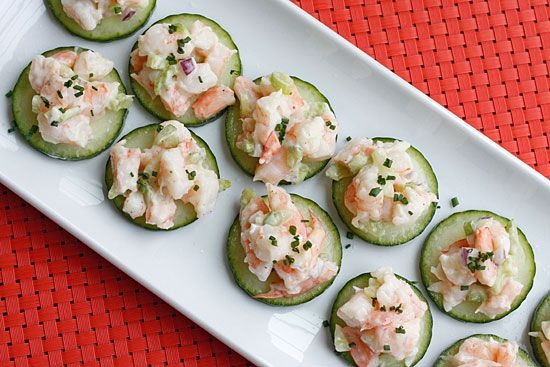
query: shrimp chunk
[
  {"left": 73, "top": 50, "right": 114, "bottom": 81},
  {"left": 452, "top": 337, "right": 519, "bottom": 367},
  {"left": 37, "top": 113, "right": 91, "bottom": 148},
  {"left": 108, "top": 140, "right": 141, "bottom": 199},
  {"left": 183, "top": 168, "right": 220, "bottom": 217},
  {"left": 123, "top": 191, "right": 146, "bottom": 219},
  {"left": 61, "top": 0, "right": 102, "bottom": 31},
  {"left": 192, "top": 85, "right": 235, "bottom": 120}
]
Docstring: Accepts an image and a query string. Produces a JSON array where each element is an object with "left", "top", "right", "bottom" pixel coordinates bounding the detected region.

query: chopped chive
[
  {"left": 386, "top": 175, "right": 396, "bottom": 180},
  {"left": 383, "top": 345, "right": 391, "bottom": 351},
  {"left": 130, "top": 172, "right": 134, "bottom": 177},
  {"left": 50, "top": 121, "right": 59, "bottom": 127},
  {"left": 301, "top": 219, "right": 309, "bottom": 223},
  {"left": 186, "top": 170, "right": 196, "bottom": 180},
  {"left": 166, "top": 53, "right": 177, "bottom": 65},
  {"left": 303, "top": 241, "right": 312, "bottom": 251},
  {"left": 198, "top": 76, "right": 203, "bottom": 83},
  {"left": 151, "top": 171, "right": 158, "bottom": 177},
  {"left": 460, "top": 285, "right": 469, "bottom": 291},
  {"left": 369, "top": 187, "right": 382, "bottom": 197},
  {"left": 393, "top": 193, "right": 408, "bottom": 205},
  {"left": 91, "top": 86, "right": 98, "bottom": 91},
  {"left": 7, "top": 127, "right": 15, "bottom": 133},
  {"left": 377, "top": 175, "right": 386, "bottom": 185},
  {"left": 28, "top": 125, "right": 38, "bottom": 137},
  {"left": 74, "top": 91, "right": 84, "bottom": 97},
  {"left": 71, "top": 75, "right": 78, "bottom": 80},
  {"left": 113, "top": 6, "right": 122, "bottom": 14},
  {"left": 408, "top": 210, "right": 413, "bottom": 215},
  {"left": 230, "top": 69, "right": 238, "bottom": 75},
  {"left": 348, "top": 342, "right": 356, "bottom": 348},
  {"left": 283, "top": 255, "right": 295, "bottom": 266},
  {"left": 322, "top": 320, "right": 329, "bottom": 327},
  {"left": 371, "top": 297, "right": 377, "bottom": 306},
  {"left": 395, "top": 326, "right": 406, "bottom": 334},
  {"left": 346, "top": 136, "right": 351, "bottom": 142},
  {"left": 58, "top": 107, "right": 66, "bottom": 113},
  {"left": 168, "top": 24, "right": 178, "bottom": 34},
  {"left": 90, "top": 109, "right": 94, "bottom": 117},
  {"left": 177, "top": 36, "right": 191, "bottom": 49},
  {"left": 5, "top": 90, "right": 13, "bottom": 98},
  {"left": 156, "top": 125, "right": 164, "bottom": 132},
  {"left": 40, "top": 96, "right": 50, "bottom": 108},
  {"left": 56, "top": 90, "right": 63, "bottom": 99},
  {"left": 380, "top": 305, "right": 386, "bottom": 312},
  {"left": 289, "top": 225, "right": 297, "bottom": 235},
  {"left": 89, "top": 73, "right": 94, "bottom": 78},
  {"left": 64, "top": 80, "right": 73, "bottom": 87},
  {"left": 345, "top": 244, "right": 351, "bottom": 249},
  {"left": 329, "top": 124, "right": 336, "bottom": 130},
  {"left": 139, "top": 172, "right": 149, "bottom": 179},
  {"left": 272, "top": 260, "right": 277, "bottom": 264},
  {"left": 291, "top": 236, "right": 300, "bottom": 248},
  {"left": 73, "top": 85, "right": 84, "bottom": 91},
  {"left": 193, "top": 184, "right": 200, "bottom": 192},
  {"left": 383, "top": 158, "right": 393, "bottom": 168},
  {"left": 346, "top": 231, "right": 354, "bottom": 239},
  {"left": 269, "top": 235, "right": 277, "bottom": 246},
  {"left": 451, "top": 197, "right": 459, "bottom": 207}
]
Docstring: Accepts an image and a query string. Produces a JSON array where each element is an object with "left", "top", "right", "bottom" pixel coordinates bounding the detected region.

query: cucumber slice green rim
[
  {"left": 226, "top": 194, "right": 342, "bottom": 306},
  {"left": 530, "top": 292, "right": 550, "bottom": 366},
  {"left": 47, "top": 0, "right": 156, "bottom": 42},
  {"left": 11, "top": 46, "right": 127, "bottom": 161},
  {"left": 331, "top": 137, "right": 438, "bottom": 246},
  {"left": 225, "top": 76, "right": 333, "bottom": 185},
  {"left": 129, "top": 13, "right": 242, "bottom": 127},
  {"left": 434, "top": 334, "right": 537, "bottom": 366},
  {"left": 420, "top": 210, "right": 535, "bottom": 323},
  {"left": 329, "top": 272, "right": 432, "bottom": 366},
  {"left": 104, "top": 123, "right": 219, "bottom": 230}
]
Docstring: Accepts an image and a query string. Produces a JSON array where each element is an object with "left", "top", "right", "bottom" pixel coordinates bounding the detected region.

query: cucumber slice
[
  {"left": 104, "top": 124, "right": 219, "bottom": 230},
  {"left": 331, "top": 138, "right": 438, "bottom": 246},
  {"left": 11, "top": 46, "right": 127, "bottom": 160},
  {"left": 434, "top": 334, "right": 537, "bottom": 366},
  {"left": 226, "top": 194, "right": 342, "bottom": 306},
  {"left": 225, "top": 76, "right": 333, "bottom": 184},
  {"left": 129, "top": 14, "right": 241, "bottom": 126},
  {"left": 329, "top": 273, "right": 432, "bottom": 366},
  {"left": 420, "top": 210, "right": 535, "bottom": 323},
  {"left": 47, "top": 0, "right": 156, "bottom": 41},
  {"left": 530, "top": 293, "right": 550, "bottom": 366}
]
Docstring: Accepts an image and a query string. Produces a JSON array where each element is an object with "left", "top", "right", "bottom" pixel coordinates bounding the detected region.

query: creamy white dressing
[
  {"left": 61, "top": 0, "right": 150, "bottom": 31},
  {"left": 234, "top": 74, "right": 338, "bottom": 184},
  {"left": 334, "top": 268, "right": 427, "bottom": 366},
  {"left": 428, "top": 217, "right": 522, "bottom": 318},
  {"left": 29, "top": 49, "right": 132, "bottom": 147},
  {"left": 130, "top": 20, "right": 237, "bottom": 118},
  {"left": 327, "top": 138, "right": 436, "bottom": 227},
  {"left": 108, "top": 120, "right": 223, "bottom": 229},
  {"left": 239, "top": 184, "right": 338, "bottom": 297}
]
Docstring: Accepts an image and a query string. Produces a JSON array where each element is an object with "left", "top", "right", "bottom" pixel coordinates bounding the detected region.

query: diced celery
[
  {"left": 371, "top": 149, "right": 387, "bottom": 167},
  {"left": 467, "top": 286, "right": 487, "bottom": 303},
  {"left": 219, "top": 178, "right": 231, "bottom": 192},
  {"left": 287, "top": 145, "right": 303, "bottom": 168},
  {"left": 154, "top": 124, "right": 180, "bottom": 149},
  {"left": 147, "top": 54, "right": 168, "bottom": 70},
  {"left": 108, "top": 93, "right": 133, "bottom": 111},
  {"left": 270, "top": 72, "right": 294, "bottom": 94},
  {"left": 333, "top": 325, "right": 351, "bottom": 352},
  {"left": 240, "top": 188, "right": 256, "bottom": 208},
  {"left": 326, "top": 163, "right": 351, "bottom": 181},
  {"left": 348, "top": 153, "right": 368, "bottom": 174},
  {"left": 263, "top": 210, "right": 293, "bottom": 226}
]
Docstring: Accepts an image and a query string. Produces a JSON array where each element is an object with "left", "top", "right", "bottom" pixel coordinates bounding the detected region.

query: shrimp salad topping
[
  {"left": 29, "top": 49, "right": 132, "bottom": 147},
  {"left": 529, "top": 321, "right": 550, "bottom": 363},
  {"left": 234, "top": 73, "right": 338, "bottom": 184},
  {"left": 130, "top": 20, "right": 237, "bottom": 119},
  {"left": 445, "top": 336, "right": 521, "bottom": 367},
  {"left": 334, "top": 268, "right": 427, "bottom": 366},
  {"left": 108, "top": 120, "right": 227, "bottom": 229},
  {"left": 239, "top": 184, "right": 338, "bottom": 298},
  {"left": 428, "top": 216, "right": 523, "bottom": 318},
  {"left": 327, "top": 138, "right": 437, "bottom": 228},
  {"left": 61, "top": 0, "right": 150, "bottom": 31}
]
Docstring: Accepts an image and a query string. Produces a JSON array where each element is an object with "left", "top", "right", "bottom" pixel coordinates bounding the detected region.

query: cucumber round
[
  {"left": 129, "top": 14, "right": 241, "bottom": 126},
  {"left": 331, "top": 138, "right": 438, "bottom": 246},
  {"left": 105, "top": 123, "right": 219, "bottom": 230},
  {"left": 226, "top": 194, "right": 342, "bottom": 306},
  {"left": 530, "top": 293, "right": 550, "bottom": 366},
  {"left": 420, "top": 210, "right": 535, "bottom": 323},
  {"left": 225, "top": 76, "right": 333, "bottom": 184},
  {"left": 47, "top": 0, "right": 156, "bottom": 41},
  {"left": 434, "top": 334, "right": 537, "bottom": 366},
  {"left": 329, "top": 273, "right": 432, "bottom": 366},
  {"left": 11, "top": 46, "right": 127, "bottom": 160}
]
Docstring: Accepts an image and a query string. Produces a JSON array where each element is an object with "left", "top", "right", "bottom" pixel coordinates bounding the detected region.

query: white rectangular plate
[{"left": 1, "top": 0, "right": 549, "bottom": 365}]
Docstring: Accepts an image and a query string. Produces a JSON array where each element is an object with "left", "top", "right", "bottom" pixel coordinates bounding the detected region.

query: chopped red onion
[
  {"left": 122, "top": 10, "right": 136, "bottom": 21},
  {"left": 461, "top": 248, "right": 472, "bottom": 265},
  {"left": 180, "top": 58, "right": 195, "bottom": 75}
]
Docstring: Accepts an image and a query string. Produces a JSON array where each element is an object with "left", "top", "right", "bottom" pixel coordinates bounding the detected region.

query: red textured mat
[{"left": 1, "top": 0, "right": 549, "bottom": 366}]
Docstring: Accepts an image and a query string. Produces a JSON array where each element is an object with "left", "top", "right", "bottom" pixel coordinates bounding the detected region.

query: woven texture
[
  {"left": 293, "top": 0, "right": 550, "bottom": 178},
  {"left": 1, "top": 0, "right": 550, "bottom": 366}
]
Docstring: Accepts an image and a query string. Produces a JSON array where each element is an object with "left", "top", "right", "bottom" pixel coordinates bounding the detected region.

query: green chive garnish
[
  {"left": 451, "top": 197, "right": 459, "bottom": 207},
  {"left": 289, "top": 225, "right": 297, "bottom": 235},
  {"left": 56, "top": 90, "right": 63, "bottom": 99},
  {"left": 383, "top": 158, "right": 393, "bottom": 168},
  {"left": 383, "top": 345, "right": 390, "bottom": 351},
  {"left": 5, "top": 90, "right": 13, "bottom": 98},
  {"left": 269, "top": 236, "right": 277, "bottom": 246},
  {"left": 396, "top": 326, "right": 406, "bottom": 334},
  {"left": 460, "top": 285, "right": 469, "bottom": 291},
  {"left": 168, "top": 24, "right": 177, "bottom": 34},
  {"left": 369, "top": 187, "right": 382, "bottom": 197},
  {"left": 193, "top": 185, "right": 200, "bottom": 191},
  {"left": 166, "top": 53, "right": 177, "bottom": 65},
  {"left": 50, "top": 121, "right": 59, "bottom": 127}
]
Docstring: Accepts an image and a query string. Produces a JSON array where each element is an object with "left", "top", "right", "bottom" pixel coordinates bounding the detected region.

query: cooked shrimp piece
[
  {"left": 51, "top": 50, "right": 77, "bottom": 67},
  {"left": 123, "top": 191, "right": 146, "bottom": 219},
  {"left": 157, "top": 148, "right": 190, "bottom": 200},
  {"left": 37, "top": 113, "right": 91, "bottom": 147},
  {"left": 253, "top": 149, "right": 293, "bottom": 184},
  {"left": 190, "top": 20, "right": 218, "bottom": 52},
  {"left": 192, "top": 85, "right": 235, "bottom": 120},
  {"left": 61, "top": 0, "right": 102, "bottom": 30},
  {"left": 183, "top": 168, "right": 220, "bottom": 217},
  {"left": 476, "top": 278, "right": 523, "bottom": 318},
  {"left": 108, "top": 140, "right": 141, "bottom": 199},
  {"left": 159, "top": 83, "right": 193, "bottom": 117},
  {"left": 73, "top": 50, "right": 114, "bottom": 80},
  {"left": 144, "top": 187, "right": 177, "bottom": 229},
  {"left": 453, "top": 337, "right": 519, "bottom": 366},
  {"left": 233, "top": 76, "right": 261, "bottom": 116},
  {"left": 205, "top": 43, "right": 237, "bottom": 77}
]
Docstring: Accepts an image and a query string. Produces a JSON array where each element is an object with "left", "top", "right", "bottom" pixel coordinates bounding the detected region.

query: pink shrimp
[
  {"left": 51, "top": 50, "right": 77, "bottom": 67},
  {"left": 192, "top": 85, "right": 235, "bottom": 120}
]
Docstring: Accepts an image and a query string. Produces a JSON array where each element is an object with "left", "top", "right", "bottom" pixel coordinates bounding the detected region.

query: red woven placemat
[{"left": 1, "top": 0, "right": 549, "bottom": 366}]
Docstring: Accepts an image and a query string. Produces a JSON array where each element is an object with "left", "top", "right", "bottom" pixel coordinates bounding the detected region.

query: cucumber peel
[
  {"left": 104, "top": 124, "right": 219, "bottom": 230},
  {"left": 420, "top": 210, "right": 535, "bottom": 323},
  {"left": 434, "top": 334, "right": 537, "bottom": 366},
  {"left": 331, "top": 138, "right": 438, "bottom": 246},
  {"left": 225, "top": 76, "right": 332, "bottom": 184},
  {"left": 530, "top": 293, "right": 550, "bottom": 366},
  {"left": 11, "top": 46, "right": 127, "bottom": 160},
  {"left": 329, "top": 273, "right": 432, "bottom": 366},
  {"left": 47, "top": 0, "right": 156, "bottom": 41},
  {"left": 129, "top": 13, "right": 241, "bottom": 126},
  {"left": 226, "top": 194, "right": 342, "bottom": 306}
]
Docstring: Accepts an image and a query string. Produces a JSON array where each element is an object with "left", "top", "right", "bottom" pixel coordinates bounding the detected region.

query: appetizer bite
[
  {"left": 12, "top": 47, "right": 132, "bottom": 160},
  {"left": 47, "top": 0, "right": 156, "bottom": 41},
  {"left": 227, "top": 184, "right": 341, "bottom": 305},
  {"left": 435, "top": 334, "right": 537, "bottom": 366},
  {"left": 225, "top": 73, "right": 338, "bottom": 185},
  {"left": 420, "top": 210, "right": 535, "bottom": 323},
  {"left": 105, "top": 120, "right": 228, "bottom": 230},
  {"left": 330, "top": 268, "right": 432, "bottom": 366},
  {"left": 327, "top": 137, "right": 438, "bottom": 245},
  {"left": 130, "top": 14, "right": 241, "bottom": 126},
  {"left": 529, "top": 292, "right": 550, "bottom": 366}
]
